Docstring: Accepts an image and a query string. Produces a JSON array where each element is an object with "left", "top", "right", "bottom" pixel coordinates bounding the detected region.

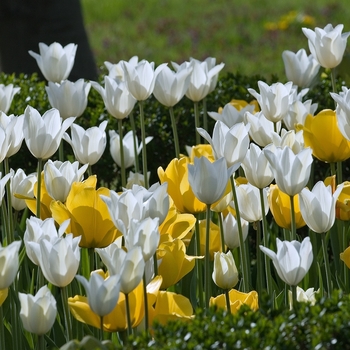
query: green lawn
[{"left": 81, "top": 0, "right": 350, "bottom": 79}]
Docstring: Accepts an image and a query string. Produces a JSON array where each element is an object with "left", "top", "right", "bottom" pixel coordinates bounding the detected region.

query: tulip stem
[
  {"left": 0, "top": 306, "right": 5, "bottom": 350},
  {"left": 202, "top": 97, "right": 208, "bottom": 137},
  {"left": 256, "top": 220, "right": 265, "bottom": 295},
  {"left": 259, "top": 188, "right": 273, "bottom": 297},
  {"left": 118, "top": 119, "right": 126, "bottom": 188},
  {"left": 289, "top": 195, "right": 296, "bottom": 241},
  {"left": 224, "top": 289, "right": 231, "bottom": 314},
  {"left": 291, "top": 285, "right": 297, "bottom": 311},
  {"left": 4, "top": 158, "right": 14, "bottom": 244},
  {"left": 194, "top": 101, "right": 200, "bottom": 145},
  {"left": 321, "top": 232, "right": 332, "bottom": 296},
  {"left": 38, "top": 334, "right": 45, "bottom": 350},
  {"left": 142, "top": 273, "right": 149, "bottom": 333},
  {"left": 61, "top": 286, "right": 73, "bottom": 342},
  {"left": 36, "top": 158, "right": 43, "bottom": 219},
  {"left": 205, "top": 204, "right": 212, "bottom": 310},
  {"left": 59, "top": 141, "right": 64, "bottom": 162},
  {"left": 331, "top": 68, "right": 337, "bottom": 99},
  {"left": 169, "top": 106, "right": 180, "bottom": 158},
  {"left": 218, "top": 212, "right": 226, "bottom": 253},
  {"left": 194, "top": 217, "right": 204, "bottom": 309},
  {"left": 230, "top": 176, "right": 250, "bottom": 292},
  {"left": 129, "top": 111, "right": 140, "bottom": 174},
  {"left": 100, "top": 316, "right": 104, "bottom": 341},
  {"left": 125, "top": 293, "right": 133, "bottom": 337},
  {"left": 139, "top": 100, "right": 149, "bottom": 188}
]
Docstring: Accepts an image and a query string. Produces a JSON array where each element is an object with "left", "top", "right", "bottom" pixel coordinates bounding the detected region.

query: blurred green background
[{"left": 81, "top": 0, "right": 350, "bottom": 80}]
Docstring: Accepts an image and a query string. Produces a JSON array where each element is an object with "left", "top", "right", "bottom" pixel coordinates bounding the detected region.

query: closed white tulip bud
[
  {"left": 331, "top": 87, "right": 350, "bottom": 141},
  {"left": 76, "top": 272, "right": 121, "bottom": 317},
  {"left": 212, "top": 251, "right": 239, "bottom": 290},
  {"left": 19, "top": 285, "right": 57, "bottom": 335},
  {"left": 0, "top": 84, "right": 20, "bottom": 114},
  {"left": 0, "top": 240, "right": 21, "bottom": 289},
  {"left": 64, "top": 121, "right": 107, "bottom": 165},
  {"left": 104, "top": 56, "right": 139, "bottom": 81},
  {"left": 46, "top": 79, "right": 91, "bottom": 119},
  {"left": 223, "top": 212, "right": 249, "bottom": 249},
  {"left": 0, "top": 172, "right": 11, "bottom": 204},
  {"left": 44, "top": 160, "right": 88, "bottom": 202},
  {"left": 29, "top": 42, "right": 77, "bottom": 82},
  {"left": 10, "top": 168, "right": 36, "bottom": 211}
]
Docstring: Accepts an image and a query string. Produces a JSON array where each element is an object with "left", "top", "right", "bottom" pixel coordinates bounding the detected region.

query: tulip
[
  {"left": 46, "top": 79, "right": 91, "bottom": 120},
  {"left": 208, "top": 102, "right": 255, "bottom": 128},
  {"left": 0, "top": 172, "right": 12, "bottom": 204},
  {"left": 341, "top": 246, "right": 350, "bottom": 269},
  {"left": 23, "top": 106, "right": 75, "bottom": 160},
  {"left": 299, "top": 181, "right": 343, "bottom": 233},
  {"left": 222, "top": 212, "right": 249, "bottom": 249},
  {"left": 109, "top": 130, "right": 152, "bottom": 169},
  {"left": 28, "top": 42, "right": 77, "bottom": 82},
  {"left": 0, "top": 84, "right": 20, "bottom": 113},
  {"left": 27, "top": 233, "right": 81, "bottom": 287},
  {"left": 24, "top": 217, "right": 69, "bottom": 265},
  {"left": 153, "top": 64, "right": 192, "bottom": 107},
  {"left": 0, "top": 289, "right": 8, "bottom": 306},
  {"left": 297, "top": 109, "right": 350, "bottom": 162},
  {"left": 212, "top": 251, "right": 239, "bottom": 290},
  {"left": 10, "top": 169, "right": 36, "bottom": 211},
  {"left": 284, "top": 98, "right": 318, "bottom": 131},
  {"left": 244, "top": 111, "right": 279, "bottom": 147},
  {"left": 188, "top": 157, "right": 234, "bottom": 205},
  {"left": 63, "top": 121, "right": 107, "bottom": 165},
  {"left": 0, "top": 240, "right": 21, "bottom": 289},
  {"left": 282, "top": 49, "right": 320, "bottom": 88},
  {"left": 241, "top": 143, "right": 274, "bottom": 189},
  {"left": 269, "top": 129, "right": 305, "bottom": 155},
  {"left": 302, "top": 24, "right": 350, "bottom": 69},
  {"left": 122, "top": 60, "right": 167, "bottom": 101},
  {"left": 248, "top": 81, "right": 296, "bottom": 123},
  {"left": 231, "top": 184, "right": 269, "bottom": 222},
  {"left": 263, "top": 146, "right": 313, "bottom": 197},
  {"left": 91, "top": 77, "right": 136, "bottom": 119},
  {"left": 198, "top": 219, "right": 222, "bottom": 259},
  {"left": 197, "top": 121, "right": 250, "bottom": 171},
  {"left": 288, "top": 286, "right": 318, "bottom": 309},
  {"left": 331, "top": 87, "right": 350, "bottom": 141},
  {"left": 186, "top": 144, "right": 215, "bottom": 162},
  {"left": 18, "top": 285, "right": 57, "bottom": 335},
  {"left": 51, "top": 176, "right": 119, "bottom": 248},
  {"left": 104, "top": 56, "right": 139, "bottom": 81},
  {"left": 43, "top": 160, "right": 88, "bottom": 202},
  {"left": 75, "top": 272, "right": 121, "bottom": 317},
  {"left": 209, "top": 289, "right": 259, "bottom": 314},
  {"left": 96, "top": 245, "right": 145, "bottom": 295},
  {"left": 334, "top": 181, "right": 350, "bottom": 220},
  {"left": 260, "top": 237, "right": 313, "bottom": 286},
  {"left": 268, "top": 184, "right": 306, "bottom": 230},
  {"left": 126, "top": 171, "right": 150, "bottom": 188}
]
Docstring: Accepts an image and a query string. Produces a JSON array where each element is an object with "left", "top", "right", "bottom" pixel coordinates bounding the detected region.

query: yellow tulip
[
  {"left": 50, "top": 175, "right": 119, "bottom": 248},
  {"left": 199, "top": 219, "right": 222, "bottom": 260},
  {"left": 69, "top": 275, "right": 163, "bottom": 332},
  {"left": 227, "top": 99, "right": 260, "bottom": 113},
  {"left": 157, "top": 235, "right": 200, "bottom": 289},
  {"left": 158, "top": 157, "right": 207, "bottom": 214},
  {"left": 268, "top": 184, "right": 306, "bottom": 229},
  {"left": 297, "top": 109, "right": 350, "bottom": 162},
  {"left": 210, "top": 289, "right": 259, "bottom": 314},
  {"left": 340, "top": 246, "right": 350, "bottom": 269},
  {"left": 186, "top": 144, "right": 215, "bottom": 162},
  {"left": 149, "top": 291, "right": 194, "bottom": 326},
  {"left": 0, "top": 288, "right": 8, "bottom": 306}
]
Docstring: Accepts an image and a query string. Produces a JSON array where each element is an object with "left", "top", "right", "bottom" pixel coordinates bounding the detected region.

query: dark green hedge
[{"left": 0, "top": 71, "right": 342, "bottom": 189}]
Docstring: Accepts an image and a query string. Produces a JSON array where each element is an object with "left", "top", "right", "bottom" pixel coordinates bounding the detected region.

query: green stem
[
  {"left": 125, "top": 293, "right": 132, "bottom": 336},
  {"left": 81, "top": 248, "right": 90, "bottom": 279},
  {"left": 202, "top": 97, "right": 208, "bottom": 139},
  {"left": 10, "top": 285, "right": 21, "bottom": 350},
  {"left": 38, "top": 334, "right": 45, "bottom": 350},
  {"left": 259, "top": 188, "right": 273, "bottom": 297},
  {"left": 118, "top": 119, "right": 126, "bottom": 188},
  {"left": 289, "top": 195, "right": 296, "bottom": 241},
  {"left": 194, "top": 101, "right": 200, "bottom": 145},
  {"left": 129, "top": 111, "right": 140, "bottom": 174},
  {"left": 142, "top": 273, "right": 149, "bottom": 333},
  {"left": 100, "top": 316, "right": 104, "bottom": 341},
  {"left": 321, "top": 232, "right": 332, "bottom": 296},
  {"left": 59, "top": 141, "right": 64, "bottom": 162},
  {"left": 4, "top": 158, "right": 14, "bottom": 244},
  {"left": 230, "top": 176, "right": 250, "bottom": 292},
  {"left": 291, "top": 284, "right": 297, "bottom": 311},
  {"left": 256, "top": 220, "right": 264, "bottom": 295},
  {"left": 330, "top": 68, "right": 337, "bottom": 100},
  {"left": 204, "top": 204, "right": 211, "bottom": 309},
  {"left": 139, "top": 100, "right": 149, "bottom": 188},
  {"left": 89, "top": 248, "right": 95, "bottom": 272},
  {"left": 153, "top": 253, "right": 158, "bottom": 277},
  {"left": 194, "top": 217, "right": 204, "bottom": 309},
  {"left": 224, "top": 289, "right": 231, "bottom": 314},
  {"left": 169, "top": 106, "right": 180, "bottom": 158},
  {"left": 218, "top": 212, "right": 226, "bottom": 253},
  {"left": 61, "top": 286, "right": 73, "bottom": 342},
  {"left": 0, "top": 305, "right": 6, "bottom": 350},
  {"left": 36, "top": 158, "right": 43, "bottom": 219}
]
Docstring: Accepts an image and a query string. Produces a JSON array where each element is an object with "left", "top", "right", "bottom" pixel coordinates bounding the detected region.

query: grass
[{"left": 81, "top": 0, "right": 350, "bottom": 79}]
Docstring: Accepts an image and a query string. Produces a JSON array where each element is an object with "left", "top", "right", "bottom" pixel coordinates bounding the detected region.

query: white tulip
[
  {"left": 212, "top": 251, "right": 239, "bottom": 290},
  {"left": 0, "top": 240, "right": 21, "bottom": 289},
  {"left": 0, "top": 84, "right": 20, "bottom": 114}
]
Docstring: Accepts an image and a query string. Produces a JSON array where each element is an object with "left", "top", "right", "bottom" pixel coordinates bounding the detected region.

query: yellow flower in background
[
  {"left": 149, "top": 290, "right": 194, "bottom": 326},
  {"left": 0, "top": 288, "right": 8, "bottom": 306},
  {"left": 157, "top": 234, "right": 200, "bottom": 289},
  {"left": 199, "top": 219, "right": 222, "bottom": 260},
  {"left": 185, "top": 144, "right": 214, "bottom": 162},
  {"left": 210, "top": 289, "right": 259, "bottom": 314},
  {"left": 227, "top": 99, "right": 259, "bottom": 113},
  {"left": 268, "top": 184, "right": 306, "bottom": 229},
  {"left": 297, "top": 109, "right": 350, "bottom": 163},
  {"left": 50, "top": 175, "right": 119, "bottom": 248},
  {"left": 341, "top": 246, "right": 350, "bottom": 269},
  {"left": 158, "top": 157, "right": 207, "bottom": 214},
  {"left": 69, "top": 275, "right": 163, "bottom": 332},
  {"left": 335, "top": 181, "right": 350, "bottom": 220}
]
